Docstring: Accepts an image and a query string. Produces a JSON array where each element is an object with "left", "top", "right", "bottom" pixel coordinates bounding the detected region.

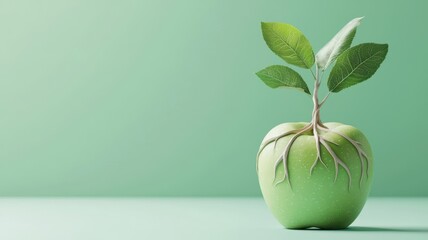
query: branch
[
  {"left": 310, "top": 68, "right": 316, "bottom": 80},
  {"left": 319, "top": 92, "right": 331, "bottom": 108}
]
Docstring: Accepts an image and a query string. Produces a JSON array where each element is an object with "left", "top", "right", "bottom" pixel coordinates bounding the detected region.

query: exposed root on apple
[
  {"left": 256, "top": 124, "right": 313, "bottom": 173},
  {"left": 273, "top": 124, "right": 313, "bottom": 187},
  {"left": 310, "top": 123, "right": 328, "bottom": 175},
  {"left": 256, "top": 66, "right": 370, "bottom": 190},
  {"left": 257, "top": 123, "right": 369, "bottom": 190},
  {"left": 319, "top": 137, "right": 352, "bottom": 190},
  {"left": 318, "top": 126, "right": 370, "bottom": 186}
]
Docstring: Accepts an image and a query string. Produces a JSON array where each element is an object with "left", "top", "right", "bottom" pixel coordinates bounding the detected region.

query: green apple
[
  {"left": 257, "top": 122, "right": 373, "bottom": 229},
  {"left": 255, "top": 18, "right": 387, "bottom": 230}
]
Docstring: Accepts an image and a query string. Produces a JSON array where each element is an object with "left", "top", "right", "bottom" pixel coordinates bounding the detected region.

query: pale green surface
[
  {"left": 0, "top": 198, "right": 427, "bottom": 240},
  {"left": 0, "top": 0, "right": 427, "bottom": 196},
  {"left": 258, "top": 123, "right": 373, "bottom": 229}
]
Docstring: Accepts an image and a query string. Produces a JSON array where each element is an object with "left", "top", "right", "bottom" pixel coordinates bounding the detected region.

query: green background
[{"left": 0, "top": 0, "right": 426, "bottom": 196}]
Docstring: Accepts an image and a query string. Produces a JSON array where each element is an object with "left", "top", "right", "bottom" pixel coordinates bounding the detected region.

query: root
[
  {"left": 273, "top": 125, "right": 313, "bottom": 187},
  {"left": 320, "top": 137, "right": 352, "bottom": 191},
  {"left": 310, "top": 124, "right": 327, "bottom": 175},
  {"left": 257, "top": 123, "right": 369, "bottom": 191},
  {"left": 318, "top": 126, "right": 370, "bottom": 186},
  {"left": 256, "top": 63, "right": 370, "bottom": 190},
  {"left": 256, "top": 124, "right": 312, "bottom": 173}
]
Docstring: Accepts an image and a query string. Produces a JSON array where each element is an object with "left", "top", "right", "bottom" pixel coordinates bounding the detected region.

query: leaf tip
[
  {"left": 351, "top": 16, "right": 364, "bottom": 27},
  {"left": 377, "top": 43, "right": 389, "bottom": 54},
  {"left": 260, "top": 22, "right": 269, "bottom": 28}
]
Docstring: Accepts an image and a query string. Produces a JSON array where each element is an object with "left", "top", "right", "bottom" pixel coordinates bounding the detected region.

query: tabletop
[{"left": 0, "top": 197, "right": 427, "bottom": 240}]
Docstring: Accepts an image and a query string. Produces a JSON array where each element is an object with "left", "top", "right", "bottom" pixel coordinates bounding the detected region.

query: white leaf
[{"left": 316, "top": 17, "right": 364, "bottom": 70}]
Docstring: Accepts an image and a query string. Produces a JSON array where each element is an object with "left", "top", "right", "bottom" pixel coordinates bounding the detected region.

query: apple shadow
[
  {"left": 294, "top": 226, "right": 428, "bottom": 233},
  {"left": 345, "top": 226, "right": 428, "bottom": 233}
]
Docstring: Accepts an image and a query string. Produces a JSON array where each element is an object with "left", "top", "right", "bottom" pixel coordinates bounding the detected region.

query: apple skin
[{"left": 257, "top": 122, "right": 373, "bottom": 229}]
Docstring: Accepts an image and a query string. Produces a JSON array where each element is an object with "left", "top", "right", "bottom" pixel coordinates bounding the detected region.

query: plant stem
[
  {"left": 257, "top": 66, "right": 370, "bottom": 190},
  {"left": 311, "top": 66, "right": 321, "bottom": 126},
  {"left": 319, "top": 92, "right": 331, "bottom": 107},
  {"left": 310, "top": 68, "right": 316, "bottom": 79}
]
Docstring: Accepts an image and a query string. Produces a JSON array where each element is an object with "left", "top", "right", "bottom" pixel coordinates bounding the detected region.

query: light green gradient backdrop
[{"left": 0, "top": 0, "right": 426, "bottom": 196}]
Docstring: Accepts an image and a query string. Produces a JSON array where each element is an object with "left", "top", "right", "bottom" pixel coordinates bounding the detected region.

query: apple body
[{"left": 257, "top": 122, "right": 373, "bottom": 229}]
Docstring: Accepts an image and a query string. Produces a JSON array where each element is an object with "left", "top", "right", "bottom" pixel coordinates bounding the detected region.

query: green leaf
[
  {"left": 327, "top": 43, "right": 388, "bottom": 92},
  {"left": 261, "top": 22, "right": 315, "bottom": 69},
  {"left": 316, "top": 17, "right": 363, "bottom": 70},
  {"left": 256, "top": 65, "right": 311, "bottom": 94}
]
